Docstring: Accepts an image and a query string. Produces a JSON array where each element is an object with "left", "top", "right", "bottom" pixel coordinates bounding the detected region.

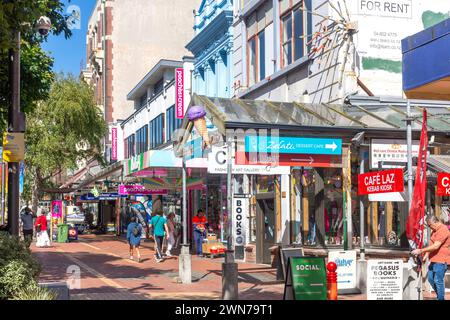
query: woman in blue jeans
[{"left": 412, "top": 215, "right": 450, "bottom": 300}]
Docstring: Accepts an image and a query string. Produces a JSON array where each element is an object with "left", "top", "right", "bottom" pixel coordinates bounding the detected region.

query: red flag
[{"left": 406, "top": 108, "right": 428, "bottom": 249}]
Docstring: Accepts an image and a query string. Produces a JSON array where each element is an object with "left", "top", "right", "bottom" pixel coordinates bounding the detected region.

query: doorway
[{"left": 256, "top": 193, "right": 276, "bottom": 264}]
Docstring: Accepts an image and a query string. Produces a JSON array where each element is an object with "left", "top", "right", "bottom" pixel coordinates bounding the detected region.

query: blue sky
[{"left": 42, "top": 0, "right": 97, "bottom": 76}]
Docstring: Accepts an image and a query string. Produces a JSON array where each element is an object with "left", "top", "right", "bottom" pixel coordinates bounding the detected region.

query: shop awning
[{"left": 427, "top": 155, "right": 450, "bottom": 173}]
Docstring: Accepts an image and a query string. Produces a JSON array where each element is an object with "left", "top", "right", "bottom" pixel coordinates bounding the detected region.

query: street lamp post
[
  {"left": 179, "top": 152, "right": 192, "bottom": 284},
  {"left": 6, "top": 16, "right": 51, "bottom": 236}
]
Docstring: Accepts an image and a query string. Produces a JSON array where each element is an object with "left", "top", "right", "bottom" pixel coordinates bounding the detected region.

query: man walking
[
  {"left": 149, "top": 210, "right": 169, "bottom": 263},
  {"left": 412, "top": 215, "right": 450, "bottom": 300},
  {"left": 20, "top": 207, "right": 34, "bottom": 248}
]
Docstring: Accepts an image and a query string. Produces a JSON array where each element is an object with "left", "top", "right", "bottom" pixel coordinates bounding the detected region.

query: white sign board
[
  {"left": 370, "top": 139, "right": 419, "bottom": 169},
  {"left": 328, "top": 250, "right": 358, "bottom": 291},
  {"left": 233, "top": 196, "right": 248, "bottom": 248},
  {"left": 208, "top": 146, "right": 291, "bottom": 175},
  {"left": 367, "top": 259, "right": 404, "bottom": 300}
]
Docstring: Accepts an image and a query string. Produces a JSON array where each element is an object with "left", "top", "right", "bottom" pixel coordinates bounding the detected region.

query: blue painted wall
[
  {"left": 186, "top": 0, "right": 233, "bottom": 98},
  {"left": 402, "top": 18, "right": 450, "bottom": 91}
]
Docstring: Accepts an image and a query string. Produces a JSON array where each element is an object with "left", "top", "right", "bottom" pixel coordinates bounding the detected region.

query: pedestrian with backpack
[
  {"left": 127, "top": 216, "right": 143, "bottom": 262},
  {"left": 149, "top": 210, "right": 169, "bottom": 263}
]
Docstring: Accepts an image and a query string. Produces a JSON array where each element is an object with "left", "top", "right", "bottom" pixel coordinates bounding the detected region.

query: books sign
[{"left": 367, "top": 259, "right": 403, "bottom": 300}]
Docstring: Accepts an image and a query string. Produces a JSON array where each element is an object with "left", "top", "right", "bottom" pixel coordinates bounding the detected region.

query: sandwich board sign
[
  {"left": 328, "top": 250, "right": 358, "bottom": 293},
  {"left": 283, "top": 257, "right": 327, "bottom": 300},
  {"left": 367, "top": 259, "right": 403, "bottom": 300},
  {"left": 278, "top": 246, "right": 304, "bottom": 281}
]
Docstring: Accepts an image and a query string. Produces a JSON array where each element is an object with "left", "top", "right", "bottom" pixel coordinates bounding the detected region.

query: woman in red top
[{"left": 35, "top": 210, "right": 50, "bottom": 247}]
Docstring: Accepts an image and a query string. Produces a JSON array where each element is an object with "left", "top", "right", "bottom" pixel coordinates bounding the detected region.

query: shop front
[{"left": 174, "top": 94, "right": 450, "bottom": 262}]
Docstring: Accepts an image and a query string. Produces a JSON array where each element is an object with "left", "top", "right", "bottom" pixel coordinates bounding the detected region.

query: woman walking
[
  {"left": 165, "top": 213, "right": 176, "bottom": 257},
  {"left": 149, "top": 210, "right": 169, "bottom": 263},
  {"left": 126, "top": 216, "right": 143, "bottom": 262},
  {"left": 35, "top": 210, "right": 51, "bottom": 247}
]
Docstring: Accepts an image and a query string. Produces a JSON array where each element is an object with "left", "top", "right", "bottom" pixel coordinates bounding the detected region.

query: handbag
[{"left": 36, "top": 224, "right": 41, "bottom": 233}]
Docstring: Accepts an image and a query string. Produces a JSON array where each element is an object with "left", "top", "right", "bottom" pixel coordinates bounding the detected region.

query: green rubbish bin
[{"left": 57, "top": 224, "right": 69, "bottom": 243}]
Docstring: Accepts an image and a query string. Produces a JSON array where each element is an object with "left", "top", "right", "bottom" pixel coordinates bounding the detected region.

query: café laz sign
[{"left": 358, "top": 169, "right": 404, "bottom": 195}]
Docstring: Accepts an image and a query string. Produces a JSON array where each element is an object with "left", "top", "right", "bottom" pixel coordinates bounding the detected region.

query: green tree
[
  {"left": 24, "top": 75, "right": 107, "bottom": 211},
  {"left": 0, "top": 0, "right": 71, "bottom": 134}
]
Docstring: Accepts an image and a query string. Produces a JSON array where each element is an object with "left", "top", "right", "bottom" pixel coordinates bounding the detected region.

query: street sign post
[
  {"left": 437, "top": 172, "right": 450, "bottom": 196},
  {"left": 358, "top": 169, "right": 404, "bottom": 195}
]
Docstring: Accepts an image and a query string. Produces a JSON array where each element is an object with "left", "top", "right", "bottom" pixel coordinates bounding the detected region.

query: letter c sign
[{"left": 216, "top": 150, "right": 226, "bottom": 165}]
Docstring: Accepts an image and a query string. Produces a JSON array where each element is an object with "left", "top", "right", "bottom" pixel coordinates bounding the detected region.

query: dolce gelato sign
[{"left": 119, "top": 185, "right": 168, "bottom": 196}]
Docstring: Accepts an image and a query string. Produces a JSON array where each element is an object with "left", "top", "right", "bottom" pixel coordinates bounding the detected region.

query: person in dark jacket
[{"left": 127, "top": 216, "right": 143, "bottom": 262}]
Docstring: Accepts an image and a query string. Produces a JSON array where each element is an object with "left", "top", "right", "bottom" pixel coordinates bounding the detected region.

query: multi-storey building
[{"left": 81, "top": 0, "right": 199, "bottom": 161}]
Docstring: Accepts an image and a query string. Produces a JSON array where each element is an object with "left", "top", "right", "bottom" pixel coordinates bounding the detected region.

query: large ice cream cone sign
[{"left": 187, "top": 105, "right": 211, "bottom": 149}]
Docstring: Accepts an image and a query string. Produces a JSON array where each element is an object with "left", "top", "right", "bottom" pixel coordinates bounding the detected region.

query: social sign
[
  {"left": 437, "top": 173, "right": 450, "bottom": 196},
  {"left": 358, "top": 169, "right": 404, "bottom": 195}
]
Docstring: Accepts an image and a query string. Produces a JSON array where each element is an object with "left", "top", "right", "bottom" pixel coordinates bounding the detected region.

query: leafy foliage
[
  {"left": 12, "top": 283, "right": 57, "bottom": 300},
  {"left": 0, "top": 232, "right": 41, "bottom": 300},
  {"left": 23, "top": 75, "right": 108, "bottom": 204}
]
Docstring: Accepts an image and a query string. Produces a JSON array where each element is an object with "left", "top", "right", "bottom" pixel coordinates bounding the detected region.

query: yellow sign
[{"left": 3, "top": 132, "right": 25, "bottom": 162}]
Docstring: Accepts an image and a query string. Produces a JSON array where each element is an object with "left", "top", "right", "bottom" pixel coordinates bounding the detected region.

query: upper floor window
[
  {"left": 153, "top": 79, "right": 164, "bottom": 97},
  {"left": 149, "top": 113, "right": 165, "bottom": 149},
  {"left": 247, "top": 2, "right": 273, "bottom": 87},
  {"left": 139, "top": 93, "right": 148, "bottom": 109},
  {"left": 166, "top": 106, "right": 183, "bottom": 143},
  {"left": 136, "top": 125, "right": 148, "bottom": 155},
  {"left": 280, "top": 0, "right": 307, "bottom": 68},
  {"left": 124, "top": 134, "right": 135, "bottom": 159}
]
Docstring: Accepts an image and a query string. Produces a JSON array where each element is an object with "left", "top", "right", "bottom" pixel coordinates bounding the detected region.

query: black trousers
[
  {"left": 23, "top": 229, "right": 33, "bottom": 248},
  {"left": 155, "top": 236, "right": 164, "bottom": 259}
]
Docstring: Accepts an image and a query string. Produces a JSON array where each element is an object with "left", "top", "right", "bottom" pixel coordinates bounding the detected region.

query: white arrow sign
[
  {"left": 325, "top": 142, "right": 337, "bottom": 152},
  {"left": 291, "top": 156, "right": 314, "bottom": 164}
]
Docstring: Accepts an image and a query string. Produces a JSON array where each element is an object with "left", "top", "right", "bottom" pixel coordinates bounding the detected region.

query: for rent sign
[
  {"left": 437, "top": 173, "right": 450, "bottom": 196},
  {"left": 175, "top": 68, "right": 184, "bottom": 119},
  {"left": 358, "top": 169, "right": 404, "bottom": 195}
]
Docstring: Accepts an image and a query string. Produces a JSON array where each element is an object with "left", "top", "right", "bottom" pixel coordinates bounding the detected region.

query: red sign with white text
[
  {"left": 358, "top": 169, "right": 404, "bottom": 195},
  {"left": 175, "top": 68, "right": 184, "bottom": 119},
  {"left": 437, "top": 173, "right": 450, "bottom": 196}
]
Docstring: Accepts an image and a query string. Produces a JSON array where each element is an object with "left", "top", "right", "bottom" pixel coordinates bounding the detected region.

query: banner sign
[
  {"left": 233, "top": 196, "right": 248, "bottom": 260},
  {"left": 245, "top": 136, "right": 342, "bottom": 156},
  {"left": 284, "top": 257, "right": 327, "bottom": 300},
  {"left": 328, "top": 250, "right": 357, "bottom": 291},
  {"left": 118, "top": 184, "right": 168, "bottom": 196},
  {"left": 367, "top": 259, "right": 403, "bottom": 300},
  {"left": 370, "top": 139, "right": 419, "bottom": 169},
  {"left": 3, "top": 132, "right": 25, "bottom": 162},
  {"left": 111, "top": 127, "right": 117, "bottom": 161},
  {"left": 358, "top": 169, "right": 404, "bottom": 195},
  {"left": 52, "top": 200, "right": 63, "bottom": 218},
  {"left": 175, "top": 68, "right": 184, "bottom": 119},
  {"left": 437, "top": 172, "right": 450, "bottom": 196},
  {"left": 208, "top": 147, "right": 290, "bottom": 175}
]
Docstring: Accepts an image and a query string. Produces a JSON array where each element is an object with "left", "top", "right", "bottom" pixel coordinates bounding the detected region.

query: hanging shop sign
[
  {"left": 367, "top": 259, "right": 403, "bottom": 300},
  {"left": 245, "top": 136, "right": 342, "bottom": 156},
  {"left": 328, "top": 250, "right": 358, "bottom": 291},
  {"left": 111, "top": 127, "right": 117, "bottom": 161},
  {"left": 175, "top": 68, "right": 184, "bottom": 119},
  {"left": 370, "top": 139, "right": 419, "bottom": 169},
  {"left": 437, "top": 172, "right": 450, "bottom": 196},
  {"left": 358, "top": 168, "right": 404, "bottom": 195},
  {"left": 283, "top": 257, "right": 327, "bottom": 300},
  {"left": 2, "top": 132, "right": 25, "bottom": 162},
  {"left": 118, "top": 184, "right": 168, "bottom": 196},
  {"left": 233, "top": 196, "right": 248, "bottom": 260},
  {"left": 98, "top": 192, "right": 127, "bottom": 200},
  {"left": 208, "top": 146, "right": 290, "bottom": 175},
  {"left": 236, "top": 151, "right": 342, "bottom": 168}
]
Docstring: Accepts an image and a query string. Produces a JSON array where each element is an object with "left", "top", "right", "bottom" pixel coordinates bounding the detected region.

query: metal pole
[
  {"left": 222, "top": 133, "right": 238, "bottom": 300},
  {"left": 178, "top": 155, "right": 191, "bottom": 284},
  {"left": 406, "top": 99, "right": 413, "bottom": 210},
  {"left": 182, "top": 158, "right": 187, "bottom": 245},
  {"left": 359, "top": 147, "right": 365, "bottom": 260},
  {"left": 7, "top": 30, "right": 21, "bottom": 236}
]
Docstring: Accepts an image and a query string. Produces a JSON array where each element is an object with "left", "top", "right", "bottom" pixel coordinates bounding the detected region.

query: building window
[
  {"left": 125, "top": 134, "right": 135, "bottom": 158},
  {"left": 280, "top": 0, "right": 307, "bottom": 68},
  {"left": 149, "top": 113, "right": 165, "bottom": 149},
  {"left": 166, "top": 106, "right": 183, "bottom": 143},
  {"left": 136, "top": 125, "right": 148, "bottom": 155},
  {"left": 153, "top": 79, "right": 164, "bottom": 97},
  {"left": 139, "top": 93, "right": 148, "bottom": 109},
  {"left": 246, "top": 2, "right": 273, "bottom": 87}
]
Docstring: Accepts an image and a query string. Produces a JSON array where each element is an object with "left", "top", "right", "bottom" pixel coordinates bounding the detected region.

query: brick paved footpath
[{"left": 32, "top": 234, "right": 448, "bottom": 300}]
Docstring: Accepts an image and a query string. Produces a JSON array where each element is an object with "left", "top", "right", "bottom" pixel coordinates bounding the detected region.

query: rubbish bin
[{"left": 57, "top": 224, "right": 69, "bottom": 243}]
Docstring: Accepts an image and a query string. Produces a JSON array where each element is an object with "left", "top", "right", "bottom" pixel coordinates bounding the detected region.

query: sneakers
[
  {"left": 165, "top": 251, "right": 172, "bottom": 257},
  {"left": 156, "top": 258, "right": 163, "bottom": 263}
]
